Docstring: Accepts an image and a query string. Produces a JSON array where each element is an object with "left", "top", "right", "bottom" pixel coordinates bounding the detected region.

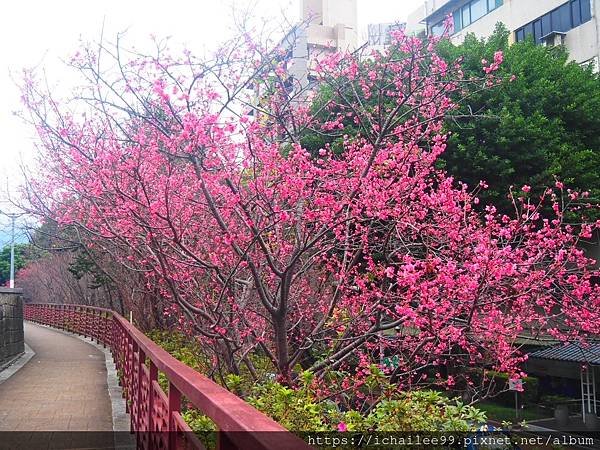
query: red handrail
[{"left": 25, "top": 303, "right": 312, "bottom": 450}]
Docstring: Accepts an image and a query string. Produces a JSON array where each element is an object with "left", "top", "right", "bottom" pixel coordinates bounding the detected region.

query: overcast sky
[{"left": 0, "top": 0, "right": 422, "bottom": 235}]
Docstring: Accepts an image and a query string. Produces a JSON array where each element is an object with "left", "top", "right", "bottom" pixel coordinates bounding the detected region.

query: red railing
[{"left": 25, "top": 303, "right": 312, "bottom": 450}]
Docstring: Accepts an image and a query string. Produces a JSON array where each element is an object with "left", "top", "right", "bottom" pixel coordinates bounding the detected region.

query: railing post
[
  {"left": 130, "top": 340, "right": 139, "bottom": 431},
  {"left": 124, "top": 334, "right": 131, "bottom": 411},
  {"left": 168, "top": 381, "right": 181, "bottom": 450},
  {"left": 67, "top": 305, "right": 72, "bottom": 332},
  {"left": 137, "top": 349, "right": 144, "bottom": 428},
  {"left": 94, "top": 310, "right": 99, "bottom": 343},
  {"left": 74, "top": 306, "right": 79, "bottom": 335},
  {"left": 148, "top": 360, "right": 157, "bottom": 434},
  {"left": 80, "top": 306, "right": 84, "bottom": 336},
  {"left": 101, "top": 312, "right": 107, "bottom": 348}
]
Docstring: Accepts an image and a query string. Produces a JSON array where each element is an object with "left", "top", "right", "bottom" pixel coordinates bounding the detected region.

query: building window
[
  {"left": 515, "top": 0, "right": 592, "bottom": 43},
  {"left": 430, "top": 0, "right": 504, "bottom": 36},
  {"left": 431, "top": 22, "right": 445, "bottom": 36},
  {"left": 572, "top": 0, "right": 582, "bottom": 26},
  {"left": 462, "top": 5, "right": 471, "bottom": 28},
  {"left": 541, "top": 14, "right": 552, "bottom": 36},
  {"left": 515, "top": 28, "right": 524, "bottom": 42},
  {"left": 582, "top": 0, "right": 592, "bottom": 22},
  {"left": 471, "top": 0, "right": 487, "bottom": 22},
  {"left": 488, "top": 0, "right": 503, "bottom": 11},
  {"left": 534, "top": 19, "right": 543, "bottom": 44},
  {"left": 453, "top": 9, "right": 463, "bottom": 32}
]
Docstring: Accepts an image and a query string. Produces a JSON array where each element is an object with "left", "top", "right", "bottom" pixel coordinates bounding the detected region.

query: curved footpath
[{"left": 0, "top": 322, "right": 113, "bottom": 432}]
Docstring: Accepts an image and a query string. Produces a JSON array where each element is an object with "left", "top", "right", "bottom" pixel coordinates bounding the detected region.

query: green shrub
[
  {"left": 147, "top": 330, "right": 488, "bottom": 435},
  {"left": 248, "top": 379, "right": 487, "bottom": 433},
  {"left": 146, "top": 330, "right": 210, "bottom": 374},
  {"left": 247, "top": 371, "right": 329, "bottom": 431},
  {"left": 341, "top": 391, "right": 486, "bottom": 433}
]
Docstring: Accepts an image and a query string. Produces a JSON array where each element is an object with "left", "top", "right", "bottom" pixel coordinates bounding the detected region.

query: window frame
[
  {"left": 572, "top": 0, "right": 582, "bottom": 27},
  {"left": 453, "top": 9, "right": 463, "bottom": 32},
  {"left": 434, "top": 0, "right": 504, "bottom": 36},
  {"left": 462, "top": 4, "right": 471, "bottom": 28},
  {"left": 470, "top": 0, "right": 488, "bottom": 22},
  {"left": 514, "top": 0, "right": 592, "bottom": 45}
]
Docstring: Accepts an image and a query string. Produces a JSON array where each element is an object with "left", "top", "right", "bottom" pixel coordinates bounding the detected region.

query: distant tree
[
  {"left": 18, "top": 219, "right": 165, "bottom": 326},
  {"left": 437, "top": 24, "right": 600, "bottom": 214}
]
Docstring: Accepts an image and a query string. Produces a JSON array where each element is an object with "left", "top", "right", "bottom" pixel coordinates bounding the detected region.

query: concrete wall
[{"left": 0, "top": 288, "right": 24, "bottom": 368}]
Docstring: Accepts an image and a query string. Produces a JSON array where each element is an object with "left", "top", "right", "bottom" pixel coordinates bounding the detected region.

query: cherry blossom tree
[{"left": 19, "top": 26, "right": 600, "bottom": 401}]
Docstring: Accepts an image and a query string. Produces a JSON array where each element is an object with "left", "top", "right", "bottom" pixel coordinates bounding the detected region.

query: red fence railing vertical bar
[
  {"left": 96, "top": 310, "right": 101, "bottom": 344},
  {"left": 127, "top": 334, "right": 134, "bottom": 415},
  {"left": 131, "top": 340, "right": 139, "bottom": 430},
  {"left": 84, "top": 307, "right": 90, "bottom": 338},
  {"left": 148, "top": 360, "right": 158, "bottom": 438},
  {"left": 167, "top": 381, "right": 182, "bottom": 450},
  {"left": 73, "top": 306, "right": 79, "bottom": 335},
  {"left": 96, "top": 309, "right": 102, "bottom": 344},
  {"left": 100, "top": 311, "right": 107, "bottom": 348},
  {"left": 71, "top": 305, "right": 76, "bottom": 333},
  {"left": 23, "top": 303, "right": 312, "bottom": 450},
  {"left": 91, "top": 309, "right": 96, "bottom": 342},
  {"left": 80, "top": 306, "right": 85, "bottom": 336},
  {"left": 137, "top": 347, "right": 146, "bottom": 430}
]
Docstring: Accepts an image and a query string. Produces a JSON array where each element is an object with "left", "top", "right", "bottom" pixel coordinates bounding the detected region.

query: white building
[
  {"left": 302, "top": 0, "right": 359, "bottom": 52},
  {"left": 281, "top": 0, "right": 359, "bottom": 90},
  {"left": 423, "top": 0, "right": 600, "bottom": 66}
]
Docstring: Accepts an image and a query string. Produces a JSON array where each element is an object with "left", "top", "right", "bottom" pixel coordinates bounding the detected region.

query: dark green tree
[
  {"left": 0, "top": 244, "right": 29, "bottom": 286},
  {"left": 301, "top": 25, "right": 600, "bottom": 217},
  {"left": 437, "top": 25, "right": 600, "bottom": 213}
]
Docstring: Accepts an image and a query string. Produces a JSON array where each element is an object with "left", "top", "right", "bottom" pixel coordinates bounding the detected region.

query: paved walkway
[{"left": 0, "top": 322, "right": 113, "bottom": 431}]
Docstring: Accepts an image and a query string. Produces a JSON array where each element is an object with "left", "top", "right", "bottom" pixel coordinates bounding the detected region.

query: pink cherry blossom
[{"left": 17, "top": 26, "right": 600, "bottom": 398}]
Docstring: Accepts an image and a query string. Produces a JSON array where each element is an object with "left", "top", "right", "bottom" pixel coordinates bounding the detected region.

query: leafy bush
[
  {"left": 248, "top": 374, "right": 330, "bottom": 431},
  {"left": 148, "top": 330, "right": 488, "bottom": 435},
  {"left": 146, "top": 330, "right": 210, "bottom": 374},
  {"left": 332, "top": 391, "right": 487, "bottom": 433}
]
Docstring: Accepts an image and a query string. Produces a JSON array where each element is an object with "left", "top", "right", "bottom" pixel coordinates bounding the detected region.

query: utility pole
[
  {"left": 0, "top": 208, "right": 23, "bottom": 289},
  {"left": 9, "top": 214, "right": 15, "bottom": 288}
]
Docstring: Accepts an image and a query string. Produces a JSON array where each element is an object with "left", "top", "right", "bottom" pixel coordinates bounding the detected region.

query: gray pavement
[{"left": 0, "top": 322, "right": 113, "bottom": 431}]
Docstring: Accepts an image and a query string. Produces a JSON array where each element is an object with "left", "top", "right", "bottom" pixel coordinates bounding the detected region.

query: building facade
[
  {"left": 302, "top": 0, "right": 359, "bottom": 52},
  {"left": 424, "top": 0, "right": 600, "bottom": 66},
  {"left": 281, "top": 0, "right": 358, "bottom": 90}
]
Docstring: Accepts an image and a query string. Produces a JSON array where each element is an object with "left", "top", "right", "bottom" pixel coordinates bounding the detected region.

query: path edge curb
[{"left": 0, "top": 344, "right": 35, "bottom": 385}]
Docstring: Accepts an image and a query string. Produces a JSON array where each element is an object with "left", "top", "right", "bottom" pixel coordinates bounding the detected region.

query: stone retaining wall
[{"left": 0, "top": 288, "right": 24, "bottom": 368}]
